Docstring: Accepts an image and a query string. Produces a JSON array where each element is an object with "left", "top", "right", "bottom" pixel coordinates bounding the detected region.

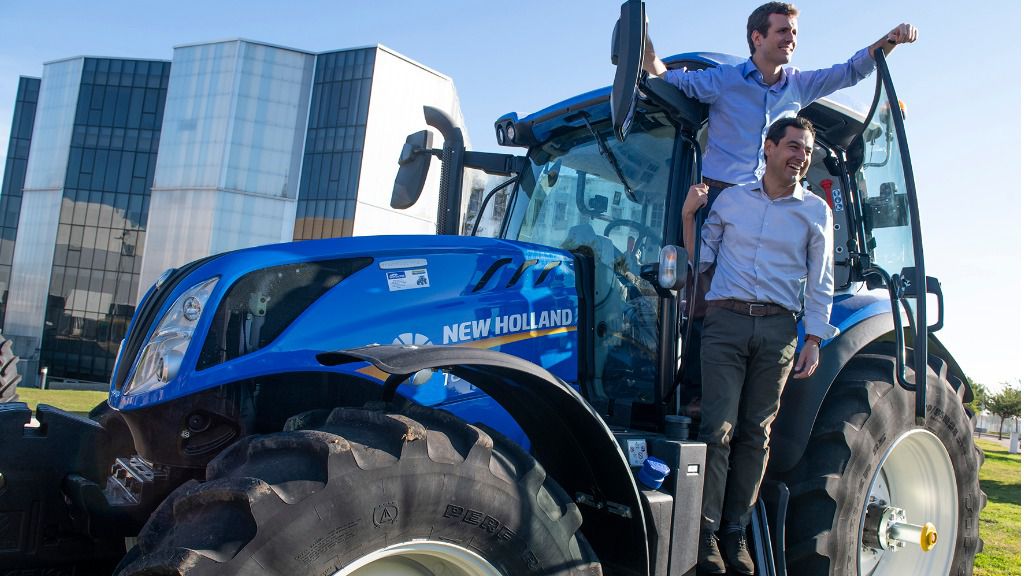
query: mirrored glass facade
[
  {"left": 40, "top": 58, "right": 170, "bottom": 381},
  {"left": 154, "top": 41, "right": 313, "bottom": 197},
  {"left": 141, "top": 41, "right": 314, "bottom": 291},
  {"left": 293, "top": 48, "right": 375, "bottom": 240},
  {"left": 0, "top": 77, "right": 40, "bottom": 326}
]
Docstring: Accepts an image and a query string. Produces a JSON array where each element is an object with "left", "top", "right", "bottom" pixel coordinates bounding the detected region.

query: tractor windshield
[{"left": 504, "top": 115, "right": 676, "bottom": 405}]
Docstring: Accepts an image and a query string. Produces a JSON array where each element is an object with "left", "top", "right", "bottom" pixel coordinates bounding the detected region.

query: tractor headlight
[{"left": 124, "top": 277, "right": 218, "bottom": 395}]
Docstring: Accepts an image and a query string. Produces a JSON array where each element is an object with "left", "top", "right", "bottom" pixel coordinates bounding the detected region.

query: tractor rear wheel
[
  {"left": 783, "top": 351, "right": 983, "bottom": 575},
  {"left": 115, "top": 404, "right": 600, "bottom": 575},
  {"left": 0, "top": 335, "right": 20, "bottom": 402}
]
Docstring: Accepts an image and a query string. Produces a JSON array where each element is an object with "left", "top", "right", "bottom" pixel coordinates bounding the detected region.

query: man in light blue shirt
[
  {"left": 644, "top": 2, "right": 917, "bottom": 193},
  {"left": 681, "top": 116, "right": 836, "bottom": 574}
]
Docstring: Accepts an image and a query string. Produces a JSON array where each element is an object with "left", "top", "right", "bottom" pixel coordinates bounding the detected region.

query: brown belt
[
  {"left": 707, "top": 299, "right": 792, "bottom": 317},
  {"left": 702, "top": 177, "right": 737, "bottom": 190}
]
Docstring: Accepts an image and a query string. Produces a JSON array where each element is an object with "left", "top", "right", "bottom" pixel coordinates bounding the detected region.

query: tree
[
  {"left": 987, "top": 384, "right": 1021, "bottom": 440},
  {"left": 966, "top": 376, "right": 988, "bottom": 416}
]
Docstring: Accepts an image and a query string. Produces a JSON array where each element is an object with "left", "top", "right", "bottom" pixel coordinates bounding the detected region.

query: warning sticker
[{"left": 386, "top": 269, "right": 430, "bottom": 291}]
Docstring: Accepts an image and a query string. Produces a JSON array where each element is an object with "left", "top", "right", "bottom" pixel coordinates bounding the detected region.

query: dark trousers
[{"left": 699, "top": 306, "right": 797, "bottom": 529}]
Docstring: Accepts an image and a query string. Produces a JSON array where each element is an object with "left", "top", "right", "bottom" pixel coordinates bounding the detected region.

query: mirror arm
[{"left": 463, "top": 152, "right": 528, "bottom": 176}]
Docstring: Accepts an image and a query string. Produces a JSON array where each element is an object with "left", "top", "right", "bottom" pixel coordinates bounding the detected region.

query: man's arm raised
[{"left": 642, "top": 33, "right": 668, "bottom": 78}]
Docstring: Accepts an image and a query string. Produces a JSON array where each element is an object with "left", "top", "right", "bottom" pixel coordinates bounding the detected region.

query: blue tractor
[{"left": 0, "top": 3, "right": 981, "bottom": 575}]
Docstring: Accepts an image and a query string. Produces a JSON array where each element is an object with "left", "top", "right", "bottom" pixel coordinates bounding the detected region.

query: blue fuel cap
[{"left": 637, "top": 456, "right": 670, "bottom": 490}]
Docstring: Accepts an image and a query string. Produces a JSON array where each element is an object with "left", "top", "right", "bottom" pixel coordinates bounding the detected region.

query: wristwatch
[{"left": 805, "top": 335, "right": 822, "bottom": 347}]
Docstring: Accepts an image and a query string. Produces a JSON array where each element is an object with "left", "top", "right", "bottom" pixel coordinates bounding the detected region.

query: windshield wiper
[{"left": 578, "top": 112, "right": 640, "bottom": 203}]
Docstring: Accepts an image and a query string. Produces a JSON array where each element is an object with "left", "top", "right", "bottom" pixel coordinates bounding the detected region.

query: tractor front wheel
[{"left": 116, "top": 404, "right": 600, "bottom": 576}]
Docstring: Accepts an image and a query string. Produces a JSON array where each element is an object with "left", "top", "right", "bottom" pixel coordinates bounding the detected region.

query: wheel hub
[
  {"left": 863, "top": 502, "right": 938, "bottom": 552},
  {"left": 857, "top": 429, "right": 957, "bottom": 575}
]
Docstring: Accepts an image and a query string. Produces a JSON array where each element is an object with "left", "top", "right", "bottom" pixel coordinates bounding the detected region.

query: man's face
[
  {"left": 753, "top": 14, "right": 798, "bottom": 65},
  {"left": 765, "top": 126, "right": 813, "bottom": 184}
]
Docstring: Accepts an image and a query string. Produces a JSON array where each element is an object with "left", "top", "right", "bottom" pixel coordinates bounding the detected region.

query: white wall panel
[{"left": 353, "top": 47, "right": 465, "bottom": 236}]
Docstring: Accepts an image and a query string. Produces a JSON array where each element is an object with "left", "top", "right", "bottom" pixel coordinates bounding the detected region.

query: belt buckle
[{"left": 747, "top": 303, "right": 768, "bottom": 317}]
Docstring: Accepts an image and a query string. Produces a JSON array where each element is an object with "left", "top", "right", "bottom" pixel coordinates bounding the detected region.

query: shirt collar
[
  {"left": 741, "top": 58, "right": 759, "bottom": 79},
  {"left": 750, "top": 178, "right": 805, "bottom": 201},
  {"left": 741, "top": 58, "right": 789, "bottom": 91}
]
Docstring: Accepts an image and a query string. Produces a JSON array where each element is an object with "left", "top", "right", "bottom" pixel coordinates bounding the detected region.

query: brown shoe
[
  {"left": 721, "top": 529, "right": 755, "bottom": 575},
  {"left": 697, "top": 528, "right": 726, "bottom": 574}
]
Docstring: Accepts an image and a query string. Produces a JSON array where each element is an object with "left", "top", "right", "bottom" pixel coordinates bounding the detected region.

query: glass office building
[
  {"left": 138, "top": 40, "right": 315, "bottom": 291},
  {"left": 1, "top": 41, "right": 463, "bottom": 385}
]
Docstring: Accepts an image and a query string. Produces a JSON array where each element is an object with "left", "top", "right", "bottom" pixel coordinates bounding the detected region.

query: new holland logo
[
  {"left": 442, "top": 308, "right": 574, "bottom": 345},
  {"left": 393, "top": 333, "right": 432, "bottom": 346}
]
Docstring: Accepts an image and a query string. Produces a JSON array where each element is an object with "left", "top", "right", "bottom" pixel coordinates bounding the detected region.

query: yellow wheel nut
[{"left": 920, "top": 522, "right": 938, "bottom": 551}]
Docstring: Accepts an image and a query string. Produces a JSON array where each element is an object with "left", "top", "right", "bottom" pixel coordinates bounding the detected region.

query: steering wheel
[{"left": 602, "top": 219, "right": 657, "bottom": 268}]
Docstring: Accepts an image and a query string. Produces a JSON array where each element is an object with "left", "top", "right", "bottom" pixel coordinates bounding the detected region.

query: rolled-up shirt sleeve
[
  {"left": 663, "top": 67, "right": 722, "bottom": 104},
  {"left": 804, "top": 204, "right": 840, "bottom": 339},
  {"left": 793, "top": 48, "right": 876, "bottom": 104}
]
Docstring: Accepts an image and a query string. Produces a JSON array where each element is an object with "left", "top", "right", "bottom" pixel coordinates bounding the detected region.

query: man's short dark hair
[
  {"left": 747, "top": 2, "right": 800, "bottom": 55},
  {"left": 765, "top": 116, "right": 815, "bottom": 150}
]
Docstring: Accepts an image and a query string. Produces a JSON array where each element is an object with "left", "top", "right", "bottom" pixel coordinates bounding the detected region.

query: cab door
[{"left": 850, "top": 49, "right": 938, "bottom": 419}]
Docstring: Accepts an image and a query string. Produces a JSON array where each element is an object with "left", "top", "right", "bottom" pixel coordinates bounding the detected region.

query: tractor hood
[{"left": 109, "top": 235, "right": 579, "bottom": 410}]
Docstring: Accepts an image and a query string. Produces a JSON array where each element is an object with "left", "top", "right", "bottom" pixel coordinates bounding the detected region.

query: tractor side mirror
[
  {"left": 391, "top": 130, "right": 434, "bottom": 209},
  {"left": 610, "top": 0, "right": 646, "bottom": 142}
]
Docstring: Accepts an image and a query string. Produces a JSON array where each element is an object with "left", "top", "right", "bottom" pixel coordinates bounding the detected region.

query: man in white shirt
[{"left": 682, "top": 116, "right": 838, "bottom": 574}]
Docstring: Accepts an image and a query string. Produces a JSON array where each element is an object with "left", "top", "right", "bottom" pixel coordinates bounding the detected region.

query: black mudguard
[
  {"left": 0, "top": 402, "right": 125, "bottom": 574},
  {"left": 319, "top": 344, "right": 650, "bottom": 576}
]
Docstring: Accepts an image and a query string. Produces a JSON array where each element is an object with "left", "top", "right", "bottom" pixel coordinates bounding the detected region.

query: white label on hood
[{"left": 386, "top": 269, "right": 430, "bottom": 291}]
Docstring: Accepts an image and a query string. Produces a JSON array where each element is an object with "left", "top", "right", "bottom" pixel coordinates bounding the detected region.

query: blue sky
[{"left": 0, "top": 1, "right": 1020, "bottom": 388}]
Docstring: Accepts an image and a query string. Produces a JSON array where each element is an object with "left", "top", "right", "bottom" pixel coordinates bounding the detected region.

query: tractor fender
[
  {"left": 768, "top": 312, "right": 895, "bottom": 475},
  {"left": 318, "top": 344, "right": 649, "bottom": 576}
]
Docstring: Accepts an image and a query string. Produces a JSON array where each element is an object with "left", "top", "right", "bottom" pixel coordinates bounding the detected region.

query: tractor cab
[{"left": 501, "top": 108, "right": 675, "bottom": 415}]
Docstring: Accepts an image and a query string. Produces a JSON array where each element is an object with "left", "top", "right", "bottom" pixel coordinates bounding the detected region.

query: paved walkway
[{"left": 975, "top": 432, "right": 1019, "bottom": 451}]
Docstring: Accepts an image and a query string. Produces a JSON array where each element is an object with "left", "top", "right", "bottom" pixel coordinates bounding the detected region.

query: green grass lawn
[
  {"left": 974, "top": 438, "right": 1021, "bottom": 576},
  {"left": 13, "top": 387, "right": 108, "bottom": 416}
]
